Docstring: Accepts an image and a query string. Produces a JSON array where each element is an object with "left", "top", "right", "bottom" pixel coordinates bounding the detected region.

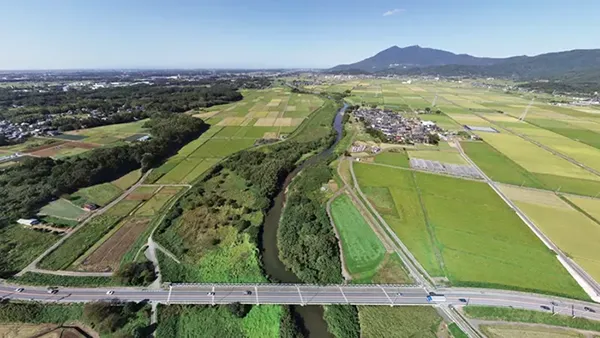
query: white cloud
[{"left": 383, "top": 8, "right": 404, "bottom": 16}]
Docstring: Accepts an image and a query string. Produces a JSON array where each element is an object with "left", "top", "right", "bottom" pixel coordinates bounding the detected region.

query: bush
[
  {"left": 114, "top": 261, "right": 156, "bottom": 286},
  {"left": 323, "top": 305, "right": 360, "bottom": 338}
]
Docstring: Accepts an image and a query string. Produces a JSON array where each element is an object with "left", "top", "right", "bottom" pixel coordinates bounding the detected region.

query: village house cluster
[{"left": 353, "top": 107, "right": 443, "bottom": 144}]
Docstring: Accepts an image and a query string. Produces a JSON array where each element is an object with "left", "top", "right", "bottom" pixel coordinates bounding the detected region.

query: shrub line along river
[{"left": 260, "top": 102, "right": 348, "bottom": 338}]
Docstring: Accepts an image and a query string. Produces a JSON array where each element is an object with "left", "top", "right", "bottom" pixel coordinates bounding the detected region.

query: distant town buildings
[{"left": 353, "top": 107, "right": 443, "bottom": 144}]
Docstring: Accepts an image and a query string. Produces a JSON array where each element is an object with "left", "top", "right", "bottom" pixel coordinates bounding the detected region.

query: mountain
[
  {"left": 329, "top": 45, "right": 502, "bottom": 72},
  {"left": 328, "top": 46, "right": 600, "bottom": 81}
]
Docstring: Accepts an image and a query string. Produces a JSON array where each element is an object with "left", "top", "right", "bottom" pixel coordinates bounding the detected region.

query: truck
[{"left": 426, "top": 295, "right": 446, "bottom": 303}]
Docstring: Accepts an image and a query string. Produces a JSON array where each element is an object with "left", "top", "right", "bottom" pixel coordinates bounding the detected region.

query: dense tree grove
[
  {"left": 323, "top": 305, "right": 361, "bottom": 338},
  {"left": 0, "top": 114, "right": 208, "bottom": 228},
  {"left": 278, "top": 162, "right": 343, "bottom": 284},
  {"left": 114, "top": 261, "right": 156, "bottom": 286},
  {"left": 83, "top": 301, "right": 151, "bottom": 336},
  {"left": 0, "top": 84, "right": 243, "bottom": 120}
]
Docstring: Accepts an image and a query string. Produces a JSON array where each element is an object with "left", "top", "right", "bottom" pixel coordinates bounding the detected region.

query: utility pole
[{"left": 572, "top": 304, "right": 575, "bottom": 318}]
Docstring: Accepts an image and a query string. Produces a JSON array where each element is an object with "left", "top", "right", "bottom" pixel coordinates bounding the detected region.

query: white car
[
  {"left": 15, "top": 288, "right": 24, "bottom": 293},
  {"left": 106, "top": 290, "right": 114, "bottom": 295},
  {"left": 207, "top": 292, "right": 215, "bottom": 296}
]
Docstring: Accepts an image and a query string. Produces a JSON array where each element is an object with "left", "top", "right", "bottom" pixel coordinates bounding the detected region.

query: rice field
[
  {"left": 407, "top": 150, "right": 466, "bottom": 165},
  {"left": 354, "top": 162, "right": 586, "bottom": 298},
  {"left": 63, "top": 119, "right": 150, "bottom": 144}
]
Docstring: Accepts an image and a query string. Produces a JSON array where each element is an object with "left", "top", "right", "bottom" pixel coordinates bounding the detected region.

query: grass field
[
  {"left": 407, "top": 150, "right": 466, "bottom": 164},
  {"left": 480, "top": 324, "right": 587, "bottom": 338},
  {"left": 354, "top": 162, "right": 587, "bottom": 298},
  {"left": 111, "top": 169, "right": 142, "bottom": 190},
  {"left": 373, "top": 151, "right": 410, "bottom": 168},
  {"left": 330, "top": 194, "right": 386, "bottom": 278},
  {"left": 71, "top": 182, "right": 123, "bottom": 206},
  {"left": 156, "top": 304, "right": 281, "bottom": 338},
  {"left": 64, "top": 119, "right": 149, "bottom": 144},
  {"left": 0, "top": 225, "right": 59, "bottom": 277},
  {"left": 38, "top": 198, "right": 86, "bottom": 220},
  {"left": 135, "top": 188, "right": 181, "bottom": 216},
  {"left": 499, "top": 185, "right": 600, "bottom": 281},
  {"left": 464, "top": 306, "right": 600, "bottom": 332},
  {"left": 38, "top": 215, "right": 121, "bottom": 270},
  {"left": 358, "top": 306, "right": 444, "bottom": 338}
]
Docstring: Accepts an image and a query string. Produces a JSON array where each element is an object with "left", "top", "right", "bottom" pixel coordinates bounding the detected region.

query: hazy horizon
[{"left": 1, "top": 0, "right": 599, "bottom": 70}]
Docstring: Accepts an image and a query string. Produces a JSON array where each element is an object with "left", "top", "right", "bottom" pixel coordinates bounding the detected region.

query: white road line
[
  {"left": 211, "top": 286, "right": 215, "bottom": 306},
  {"left": 255, "top": 286, "right": 259, "bottom": 305},
  {"left": 379, "top": 285, "right": 394, "bottom": 306},
  {"left": 297, "top": 286, "right": 305, "bottom": 305},
  {"left": 339, "top": 286, "right": 349, "bottom": 304}
]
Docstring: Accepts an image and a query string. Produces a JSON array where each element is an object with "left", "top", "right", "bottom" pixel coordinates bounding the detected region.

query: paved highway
[{"left": 2, "top": 283, "right": 600, "bottom": 320}]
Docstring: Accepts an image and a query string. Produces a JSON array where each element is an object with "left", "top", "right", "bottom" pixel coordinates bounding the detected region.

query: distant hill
[
  {"left": 329, "top": 45, "right": 502, "bottom": 73},
  {"left": 328, "top": 46, "right": 600, "bottom": 81}
]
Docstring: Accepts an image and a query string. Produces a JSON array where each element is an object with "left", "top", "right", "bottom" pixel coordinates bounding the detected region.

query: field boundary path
[
  {"left": 455, "top": 141, "right": 600, "bottom": 302},
  {"left": 16, "top": 170, "right": 154, "bottom": 277},
  {"left": 24, "top": 268, "right": 112, "bottom": 277}
]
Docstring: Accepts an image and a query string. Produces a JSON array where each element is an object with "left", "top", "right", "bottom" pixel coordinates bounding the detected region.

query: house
[
  {"left": 83, "top": 203, "right": 99, "bottom": 211},
  {"left": 17, "top": 218, "right": 41, "bottom": 226}
]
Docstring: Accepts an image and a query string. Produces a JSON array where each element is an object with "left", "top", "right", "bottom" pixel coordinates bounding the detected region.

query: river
[{"left": 260, "top": 102, "right": 348, "bottom": 337}]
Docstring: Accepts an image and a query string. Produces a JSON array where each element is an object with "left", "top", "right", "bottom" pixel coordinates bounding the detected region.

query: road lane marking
[
  {"left": 339, "top": 286, "right": 349, "bottom": 304},
  {"left": 255, "top": 286, "right": 259, "bottom": 305},
  {"left": 379, "top": 285, "right": 394, "bottom": 305},
  {"left": 297, "top": 286, "right": 305, "bottom": 306}
]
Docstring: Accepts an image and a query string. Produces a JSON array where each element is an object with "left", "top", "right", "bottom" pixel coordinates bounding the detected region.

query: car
[
  {"left": 551, "top": 301, "right": 558, "bottom": 306},
  {"left": 47, "top": 289, "right": 58, "bottom": 294},
  {"left": 396, "top": 292, "right": 403, "bottom": 296},
  {"left": 458, "top": 298, "right": 467, "bottom": 303},
  {"left": 106, "top": 290, "right": 114, "bottom": 295},
  {"left": 207, "top": 292, "right": 215, "bottom": 296},
  {"left": 584, "top": 307, "right": 596, "bottom": 313},
  {"left": 15, "top": 288, "right": 24, "bottom": 293},
  {"left": 540, "top": 305, "right": 551, "bottom": 311},
  {"left": 244, "top": 290, "right": 252, "bottom": 295}
]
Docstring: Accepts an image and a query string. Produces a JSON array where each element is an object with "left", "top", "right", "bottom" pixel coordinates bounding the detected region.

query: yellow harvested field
[
  {"left": 499, "top": 184, "right": 569, "bottom": 209},
  {"left": 479, "top": 132, "right": 600, "bottom": 181},
  {"left": 263, "top": 132, "right": 279, "bottom": 139},
  {"left": 252, "top": 111, "right": 269, "bottom": 118},
  {"left": 193, "top": 111, "right": 220, "bottom": 119},
  {"left": 285, "top": 105, "right": 296, "bottom": 111},
  {"left": 291, "top": 118, "right": 304, "bottom": 126},
  {"left": 267, "top": 111, "right": 279, "bottom": 118},
  {"left": 254, "top": 118, "right": 276, "bottom": 126},
  {"left": 446, "top": 113, "right": 493, "bottom": 127},
  {"left": 273, "top": 118, "right": 293, "bottom": 126},
  {"left": 501, "top": 185, "right": 600, "bottom": 281},
  {"left": 240, "top": 118, "right": 254, "bottom": 126},
  {"left": 217, "top": 117, "right": 246, "bottom": 126},
  {"left": 528, "top": 134, "right": 600, "bottom": 174},
  {"left": 266, "top": 99, "right": 282, "bottom": 107},
  {"left": 566, "top": 196, "right": 600, "bottom": 222},
  {"left": 483, "top": 114, "right": 521, "bottom": 122}
]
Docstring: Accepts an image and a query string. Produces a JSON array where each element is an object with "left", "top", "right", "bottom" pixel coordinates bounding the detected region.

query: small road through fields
[{"left": 16, "top": 170, "right": 153, "bottom": 277}]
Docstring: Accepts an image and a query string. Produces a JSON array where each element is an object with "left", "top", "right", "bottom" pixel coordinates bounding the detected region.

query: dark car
[
  {"left": 540, "top": 305, "right": 551, "bottom": 311},
  {"left": 206, "top": 292, "right": 215, "bottom": 296},
  {"left": 458, "top": 298, "right": 467, "bottom": 303},
  {"left": 584, "top": 306, "right": 596, "bottom": 313},
  {"left": 244, "top": 290, "right": 252, "bottom": 295}
]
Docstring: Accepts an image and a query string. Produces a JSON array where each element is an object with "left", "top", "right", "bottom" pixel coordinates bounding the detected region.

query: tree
[
  {"left": 226, "top": 302, "right": 252, "bottom": 318},
  {"left": 427, "top": 133, "right": 440, "bottom": 145},
  {"left": 425, "top": 107, "right": 431, "bottom": 113}
]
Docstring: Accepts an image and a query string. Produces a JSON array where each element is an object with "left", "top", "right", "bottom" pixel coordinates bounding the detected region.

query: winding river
[{"left": 260, "top": 102, "right": 348, "bottom": 337}]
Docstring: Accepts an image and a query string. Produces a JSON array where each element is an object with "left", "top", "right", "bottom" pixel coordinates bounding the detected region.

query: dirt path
[{"left": 16, "top": 170, "right": 154, "bottom": 277}]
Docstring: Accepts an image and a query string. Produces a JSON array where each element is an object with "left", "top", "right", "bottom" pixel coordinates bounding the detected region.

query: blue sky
[{"left": 1, "top": 0, "right": 599, "bottom": 69}]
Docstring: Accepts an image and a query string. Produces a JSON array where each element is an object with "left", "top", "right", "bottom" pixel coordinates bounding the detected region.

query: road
[
  {"left": 2, "top": 283, "right": 600, "bottom": 320},
  {"left": 455, "top": 141, "right": 600, "bottom": 301},
  {"left": 16, "top": 170, "right": 154, "bottom": 277}
]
